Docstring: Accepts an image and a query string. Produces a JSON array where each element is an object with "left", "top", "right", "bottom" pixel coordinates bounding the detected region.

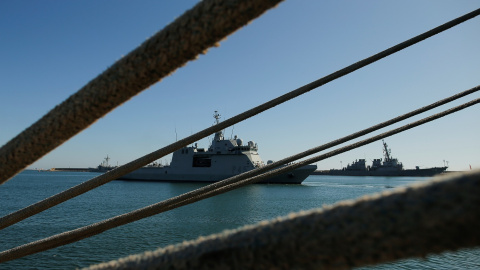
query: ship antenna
[
  {"left": 105, "top": 155, "right": 110, "bottom": 167},
  {"left": 213, "top": 110, "right": 221, "bottom": 125},
  {"left": 211, "top": 110, "right": 224, "bottom": 142},
  {"left": 382, "top": 140, "right": 392, "bottom": 162}
]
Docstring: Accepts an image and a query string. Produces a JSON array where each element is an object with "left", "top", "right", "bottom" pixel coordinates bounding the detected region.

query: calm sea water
[{"left": 0, "top": 171, "right": 479, "bottom": 269}]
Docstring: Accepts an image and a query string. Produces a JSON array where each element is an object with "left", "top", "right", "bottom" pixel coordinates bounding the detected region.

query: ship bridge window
[{"left": 193, "top": 156, "right": 211, "bottom": 167}]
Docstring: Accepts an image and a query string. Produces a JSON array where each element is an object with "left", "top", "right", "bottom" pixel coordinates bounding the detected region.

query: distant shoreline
[{"left": 26, "top": 168, "right": 92, "bottom": 172}]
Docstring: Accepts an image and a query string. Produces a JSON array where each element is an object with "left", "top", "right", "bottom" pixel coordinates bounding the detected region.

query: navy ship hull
[
  {"left": 312, "top": 166, "right": 448, "bottom": 177},
  {"left": 118, "top": 164, "right": 317, "bottom": 184}
]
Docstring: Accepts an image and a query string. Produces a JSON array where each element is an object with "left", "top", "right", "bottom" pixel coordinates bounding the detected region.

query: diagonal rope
[
  {"left": 1, "top": 8, "right": 479, "bottom": 232},
  {"left": 0, "top": 0, "right": 285, "bottom": 184},
  {"left": 0, "top": 82, "right": 477, "bottom": 232},
  {"left": 0, "top": 97, "right": 477, "bottom": 263},
  {"left": 137, "top": 97, "right": 480, "bottom": 226},
  {"left": 192, "top": 97, "right": 480, "bottom": 201},
  {"left": 83, "top": 170, "right": 480, "bottom": 270}
]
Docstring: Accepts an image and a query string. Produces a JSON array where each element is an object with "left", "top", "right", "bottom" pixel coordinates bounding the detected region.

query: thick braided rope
[
  {"left": 0, "top": 0, "right": 284, "bottom": 184},
  {"left": 1, "top": 8, "right": 479, "bottom": 232},
  {"left": 0, "top": 97, "right": 477, "bottom": 263},
  {"left": 84, "top": 170, "right": 480, "bottom": 270}
]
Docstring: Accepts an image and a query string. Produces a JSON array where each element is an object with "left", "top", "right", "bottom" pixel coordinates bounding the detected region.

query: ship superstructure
[{"left": 369, "top": 140, "right": 404, "bottom": 172}]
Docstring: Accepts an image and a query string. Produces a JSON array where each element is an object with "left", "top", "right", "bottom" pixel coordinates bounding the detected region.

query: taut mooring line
[
  {"left": 1, "top": 97, "right": 478, "bottom": 263},
  {"left": 1, "top": 6, "right": 480, "bottom": 231},
  {"left": 1, "top": 7, "right": 479, "bottom": 232}
]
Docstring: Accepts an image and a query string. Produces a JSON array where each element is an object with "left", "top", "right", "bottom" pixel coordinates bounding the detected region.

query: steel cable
[
  {"left": 0, "top": 97, "right": 478, "bottom": 263},
  {"left": 1, "top": 7, "right": 479, "bottom": 232}
]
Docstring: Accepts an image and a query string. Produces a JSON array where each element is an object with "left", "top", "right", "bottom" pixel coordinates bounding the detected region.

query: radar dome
[
  {"left": 236, "top": 138, "right": 243, "bottom": 146},
  {"left": 267, "top": 160, "right": 274, "bottom": 165}
]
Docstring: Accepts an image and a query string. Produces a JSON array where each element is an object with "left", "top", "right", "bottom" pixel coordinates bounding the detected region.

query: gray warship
[
  {"left": 89, "top": 155, "right": 117, "bottom": 173},
  {"left": 313, "top": 140, "right": 448, "bottom": 177},
  {"left": 117, "top": 111, "right": 317, "bottom": 184}
]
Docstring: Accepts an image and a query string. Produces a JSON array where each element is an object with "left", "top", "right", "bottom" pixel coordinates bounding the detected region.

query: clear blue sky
[{"left": 1, "top": 1, "right": 479, "bottom": 172}]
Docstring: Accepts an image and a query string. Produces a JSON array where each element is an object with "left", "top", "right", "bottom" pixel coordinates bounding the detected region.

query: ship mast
[
  {"left": 213, "top": 110, "right": 221, "bottom": 125},
  {"left": 382, "top": 140, "right": 392, "bottom": 162},
  {"left": 213, "top": 111, "right": 224, "bottom": 141},
  {"left": 101, "top": 155, "right": 110, "bottom": 167}
]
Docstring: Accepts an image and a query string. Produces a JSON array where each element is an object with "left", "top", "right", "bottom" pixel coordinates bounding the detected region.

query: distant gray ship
[
  {"left": 89, "top": 155, "right": 117, "bottom": 173},
  {"left": 118, "top": 111, "right": 317, "bottom": 184},
  {"left": 313, "top": 140, "right": 448, "bottom": 177}
]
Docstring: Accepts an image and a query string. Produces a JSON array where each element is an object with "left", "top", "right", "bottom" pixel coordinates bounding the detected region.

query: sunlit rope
[
  {"left": 1, "top": 7, "right": 479, "bottom": 233},
  {"left": 0, "top": 0, "right": 477, "bottom": 267},
  {"left": 83, "top": 170, "right": 480, "bottom": 270},
  {"left": 1, "top": 97, "right": 478, "bottom": 263},
  {"left": 0, "top": 0, "right": 284, "bottom": 184}
]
